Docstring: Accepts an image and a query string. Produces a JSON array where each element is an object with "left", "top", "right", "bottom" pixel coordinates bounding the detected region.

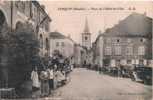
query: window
[
  {"left": 25, "top": 1, "right": 30, "bottom": 17},
  {"left": 61, "top": 42, "right": 65, "bottom": 47},
  {"left": 140, "top": 38, "right": 143, "bottom": 42},
  {"left": 20, "top": 1, "right": 25, "bottom": 13},
  {"left": 115, "top": 46, "right": 121, "bottom": 55},
  {"left": 105, "top": 47, "right": 111, "bottom": 55},
  {"left": 45, "top": 20, "right": 49, "bottom": 31},
  {"left": 139, "top": 60, "right": 144, "bottom": 65},
  {"left": 45, "top": 38, "right": 49, "bottom": 50},
  {"left": 34, "top": 7, "right": 37, "bottom": 20},
  {"left": 140, "top": 38, "right": 145, "bottom": 42},
  {"left": 31, "top": 4, "right": 34, "bottom": 19},
  {"left": 85, "top": 36, "right": 88, "bottom": 40},
  {"left": 138, "top": 46, "right": 145, "bottom": 55},
  {"left": 40, "top": 34, "right": 43, "bottom": 48},
  {"left": 56, "top": 42, "right": 59, "bottom": 47},
  {"left": 127, "top": 38, "right": 131, "bottom": 43},
  {"left": 126, "top": 47, "right": 133, "bottom": 55},
  {"left": 117, "top": 39, "right": 120, "bottom": 42},
  {"left": 116, "top": 60, "right": 120, "bottom": 65},
  {"left": 38, "top": 11, "right": 40, "bottom": 23},
  {"left": 32, "top": 4, "right": 37, "bottom": 21},
  {"left": 127, "top": 60, "right": 132, "bottom": 64},
  {"left": 40, "top": 13, "right": 45, "bottom": 28},
  {"left": 15, "top": 21, "right": 23, "bottom": 31},
  {"left": 15, "top": 1, "right": 19, "bottom": 8},
  {"left": 15, "top": 1, "right": 25, "bottom": 13},
  {"left": 113, "top": 38, "right": 120, "bottom": 43},
  {"left": 106, "top": 38, "right": 111, "bottom": 44}
]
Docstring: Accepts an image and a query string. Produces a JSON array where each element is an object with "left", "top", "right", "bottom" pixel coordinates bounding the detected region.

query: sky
[{"left": 40, "top": 1, "right": 153, "bottom": 44}]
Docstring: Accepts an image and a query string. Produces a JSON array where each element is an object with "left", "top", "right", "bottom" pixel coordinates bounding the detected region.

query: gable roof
[{"left": 50, "top": 32, "right": 66, "bottom": 39}]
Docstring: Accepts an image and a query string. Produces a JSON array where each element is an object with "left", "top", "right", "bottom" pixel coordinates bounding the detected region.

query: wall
[
  {"left": 50, "top": 38, "right": 74, "bottom": 58},
  {"left": 0, "top": 1, "right": 51, "bottom": 57}
]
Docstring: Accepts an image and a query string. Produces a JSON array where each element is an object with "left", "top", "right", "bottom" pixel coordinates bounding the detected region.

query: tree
[
  {"left": 0, "top": 25, "right": 11, "bottom": 88},
  {"left": 0, "top": 22, "right": 40, "bottom": 88},
  {"left": 10, "top": 32, "right": 40, "bottom": 87}
]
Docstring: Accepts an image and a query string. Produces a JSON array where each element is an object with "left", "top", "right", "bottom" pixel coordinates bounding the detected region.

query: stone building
[
  {"left": 49, "top": 32, "right": 75, "bottom": 62},
  {"left": 0, "top": 1, "right": 51, "bottom": 57},
  {"left": 93, "top": 13, "right": 152, "bottom": 68}
]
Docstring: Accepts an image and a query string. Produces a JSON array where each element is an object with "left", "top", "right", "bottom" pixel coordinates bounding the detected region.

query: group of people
[
  {"left": 31, "top": 61, "right": 54, "bottom": 98},
  {"left": 31, "top": 51, "right": 71, "bottom": 98}
]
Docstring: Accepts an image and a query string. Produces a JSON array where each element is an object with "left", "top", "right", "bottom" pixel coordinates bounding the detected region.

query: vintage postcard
[{"left": 0, "top": 0, "right": 153, "bottom": 100}]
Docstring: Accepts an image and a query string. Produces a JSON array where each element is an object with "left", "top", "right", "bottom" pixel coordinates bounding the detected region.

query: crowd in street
[{"left": 30, "top": 50, "right": 72, "bottom": 98}]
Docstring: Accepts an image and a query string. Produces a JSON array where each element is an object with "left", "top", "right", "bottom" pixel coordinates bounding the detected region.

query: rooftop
[
  {"left": 50, "top": 31, "right": 66, "bottom": 39},
  {"left": 103, "top": 12, "right": 152, "bottom": 38},
  {"left": 50, "top": 32, "right": 76, "bottom": 44},
  {"left": 32, "top": 1, "right": 52, "bottom": 21}
]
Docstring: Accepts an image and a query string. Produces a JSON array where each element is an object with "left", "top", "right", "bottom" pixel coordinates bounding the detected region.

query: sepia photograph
[{"left": 0, "top": 0, "right": 153, "bottom": 100}]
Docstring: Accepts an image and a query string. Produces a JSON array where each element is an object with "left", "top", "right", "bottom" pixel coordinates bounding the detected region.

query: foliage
[
  {"left": 9, "top": 31, "right": 39, "bottom": 86},
  {"left": 0, "top": 24, "right": 40, "bottom": 87}
]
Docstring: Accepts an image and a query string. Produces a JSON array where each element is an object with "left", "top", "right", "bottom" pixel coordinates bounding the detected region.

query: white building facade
[{"left": 49, "top": 32, "right": 75, "bottom": 59}]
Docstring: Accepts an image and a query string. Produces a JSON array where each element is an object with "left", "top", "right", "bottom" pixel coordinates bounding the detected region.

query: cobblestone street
[{"left": 46, "top": 68, "right": 152, "bottom": 100}]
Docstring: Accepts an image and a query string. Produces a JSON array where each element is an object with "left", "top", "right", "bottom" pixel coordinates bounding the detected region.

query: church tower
[{"left": 82, "top": 17, "right": 91, "bottom": 50}]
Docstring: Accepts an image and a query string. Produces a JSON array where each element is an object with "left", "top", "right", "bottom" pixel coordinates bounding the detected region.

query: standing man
[
  {"left": 39, "top": 68, "right": 50, "bottom": 97},
  {"left": 47, "top": 66, "right": 54, "bottom": 94}
]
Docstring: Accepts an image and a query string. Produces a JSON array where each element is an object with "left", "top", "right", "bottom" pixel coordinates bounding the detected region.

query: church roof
[{"left": 103, "top": 12, "right": 152, "bottom": 38}]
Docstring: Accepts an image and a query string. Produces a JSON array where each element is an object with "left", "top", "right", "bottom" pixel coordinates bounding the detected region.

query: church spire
[{"left": 84, "top": 17, "right": 90, "bottom": 33}]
